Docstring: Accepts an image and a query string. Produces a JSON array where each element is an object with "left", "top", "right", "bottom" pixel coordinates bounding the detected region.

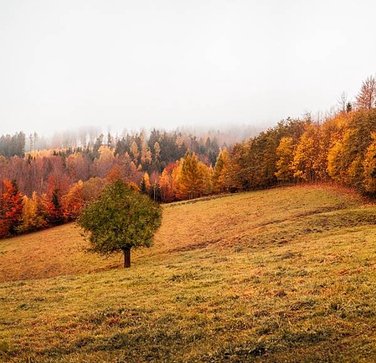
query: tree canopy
[{"left": 77, "top": 180, "right": 162, "bottom": 268}]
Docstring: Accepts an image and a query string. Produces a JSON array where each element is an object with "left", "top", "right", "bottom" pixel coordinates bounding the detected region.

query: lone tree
[{"left": 77, "top": 180, "right": 162, "bottom": 268}]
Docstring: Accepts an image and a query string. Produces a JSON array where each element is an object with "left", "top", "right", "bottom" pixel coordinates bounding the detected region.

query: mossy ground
[{"left": 1, "top": 185, "right": 376, "bottom": 362}]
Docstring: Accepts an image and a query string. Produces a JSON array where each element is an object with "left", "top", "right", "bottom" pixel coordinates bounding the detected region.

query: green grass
[{"left": 1, "top": 185, "right": 376, "bottom": 362}]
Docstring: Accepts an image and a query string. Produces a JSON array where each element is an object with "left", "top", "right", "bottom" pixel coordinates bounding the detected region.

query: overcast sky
[{"left": 0, "top": 0, "right": 376, "bottom": 135}]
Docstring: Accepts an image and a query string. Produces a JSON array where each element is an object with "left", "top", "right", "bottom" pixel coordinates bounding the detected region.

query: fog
[{"left": 1, "top": 0, "right": 376, "bottom": 135}]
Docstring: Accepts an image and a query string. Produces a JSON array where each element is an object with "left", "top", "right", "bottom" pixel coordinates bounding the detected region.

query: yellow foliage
[
  {"left": 275, "top": 137, "right": 295, "bottom": 182},
  {"left": 363, "top": 133, "right": 376, "bottom": 193}
]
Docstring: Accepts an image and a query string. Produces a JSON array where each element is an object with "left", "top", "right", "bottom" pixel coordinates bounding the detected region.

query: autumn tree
[
  {"left": 140, "top": 172, "right": 151, "bottom": 194},
  {"left": 140, "top": 141, "right": 152, "bottom": 165},
  {"left": 153, "top": 142, "right": 161, "bottom": 161},
  {"left": 356, "top": 76, "right": 376, "bottom": 110},
  {"left": 159, "top": 163, "right": 176, "bottom": 202},
  {"left": 46, "top": 189, "right": 64, "bottom": 225},
  {"left": 82, "top": 177, "right": 108, "bottom": 202},
  {"left": 327, "top": 140, "right": 346, "bottom": 183},
  {"left": 363, "top": 132, "right": 376, "bottom": 193},
  {"left": 327, "top": 109, "right": 376, "bottom": 188},
  {"left": 130, "top": 141, "right": 139, "bottom": 163},
  {"left": 213, "top": 148, "right": 232, "bottom": 192},
  {"left": 66, "top": 153, "right": 90, "bottom": 182},
  {"left": 175, "top": 153, "right": 210, "bottom": 199},
  {"left": 20, "top": 192, "right": 47, "bottom": 232},
  {"left": 94, "top": 145, "right": 115, "bottom": 178},
  {"left": 78, "top": 180, "right": 162, "bottom": 268},
  {"left": 292, "top": 124, "right": 326, "bottom": 182},
  {"left": 0, "top": 179, "right": 24, "bottom": 237},
  {"left": 275, "top": 137, "right": 295, "bottom": 182},
  {"left": 62, "top": 181, "right": 85, "bottom": 220}
]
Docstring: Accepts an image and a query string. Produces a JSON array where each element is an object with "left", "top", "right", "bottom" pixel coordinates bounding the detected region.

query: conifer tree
[
  {"left": 176, "top": 153, "right": 207, "bottom": 199},
  {"left": 213, "top": 148, "right": 231, "bottom": 192}
]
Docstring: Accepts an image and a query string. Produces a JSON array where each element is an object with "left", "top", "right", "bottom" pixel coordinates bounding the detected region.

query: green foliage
[{"left": 77, "top": 180, "right": 162, "bottom": 254}]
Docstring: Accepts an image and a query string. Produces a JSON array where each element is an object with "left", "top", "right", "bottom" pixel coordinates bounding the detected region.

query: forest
[{"left": 1, "top": 75, "right": 376, "bottom": 238}]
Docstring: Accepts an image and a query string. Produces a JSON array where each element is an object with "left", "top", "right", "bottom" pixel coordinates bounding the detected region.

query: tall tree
[
  {"left": 62, "top": 181, "right": 85, "bottom": 220},
  {"left": 363, "top": 133, "right": 376, "bottom": 193},
  {"left": 20, "top": 192, "right": 47, "bottom": 232},
  {"left": 213, "top": 148, "right": 231, "bottom": 192},
  {"left": 175, "top": 153, "right": 208, "bottom": 199},
  {"left": 45, "top": 189, "right": 64, "bottom": 225},
  {"left": 0, "top": 180, "right": 24, "bottom": 237},
  {"left": 275, "top": 137, "right": 295, "bottom": 182},
  {"left": 356, "top": 76, "right": 376, "bottom": 110},
  {"left": 140, "top": 172, "right": 151, "bottom": 194}
]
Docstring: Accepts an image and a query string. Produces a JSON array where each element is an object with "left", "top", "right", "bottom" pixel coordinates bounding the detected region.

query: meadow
[{"left": 1, "top": 185, "right": 376, "bottom": 362}]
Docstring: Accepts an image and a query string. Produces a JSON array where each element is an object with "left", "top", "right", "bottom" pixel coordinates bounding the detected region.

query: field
[{"left": 1, "top": 185, "right": 376, "bottom": 362}]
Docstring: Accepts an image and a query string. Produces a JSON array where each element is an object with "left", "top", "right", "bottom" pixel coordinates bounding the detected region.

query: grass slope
[{"left": 1, "top": 185, "right": 376, "bottom": 362}]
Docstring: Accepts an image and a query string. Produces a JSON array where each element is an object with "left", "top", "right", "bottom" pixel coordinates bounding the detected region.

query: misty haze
[{"left": 1, "top": 1, "right": 376, "bottom": 362}]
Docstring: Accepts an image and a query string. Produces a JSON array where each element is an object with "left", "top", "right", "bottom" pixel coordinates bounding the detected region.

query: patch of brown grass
[
  {"left": 0, "top": 185, "right": 376, "bottom": 362},
  {"left": 0, "top": 225, "right": 120, "bottom": 282}
]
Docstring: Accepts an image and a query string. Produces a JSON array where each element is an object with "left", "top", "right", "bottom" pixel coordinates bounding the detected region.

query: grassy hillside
[{"left": 1, "top": 185, "right": 376, "bottom": 362}]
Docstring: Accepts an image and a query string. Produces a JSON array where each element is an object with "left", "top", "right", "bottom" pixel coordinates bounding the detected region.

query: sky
[{"left": 0, "top": 0, "right": 376, "bottom": 136}]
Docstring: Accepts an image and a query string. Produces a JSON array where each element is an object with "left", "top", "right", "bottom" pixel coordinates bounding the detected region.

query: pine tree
[
  {"left": 176, "top": 153, "right": 207, "bottom": 199},
  {"left": 213, "top": 149, "right": 231, "bottom": 192}
]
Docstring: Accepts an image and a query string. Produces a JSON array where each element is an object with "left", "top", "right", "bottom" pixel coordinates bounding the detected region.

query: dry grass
[{"left": 1, "top": 185, "right": 376, "bottom": 362}]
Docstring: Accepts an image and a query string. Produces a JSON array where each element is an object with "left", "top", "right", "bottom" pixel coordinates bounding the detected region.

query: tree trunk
[{"left": 123, "top": 248, "right": 131, "bottom": 268}]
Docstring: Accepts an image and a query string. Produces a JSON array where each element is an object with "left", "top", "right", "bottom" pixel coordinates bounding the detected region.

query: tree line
[{"left": 1, "top": 75, "right": 376, "bottom": 238}]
